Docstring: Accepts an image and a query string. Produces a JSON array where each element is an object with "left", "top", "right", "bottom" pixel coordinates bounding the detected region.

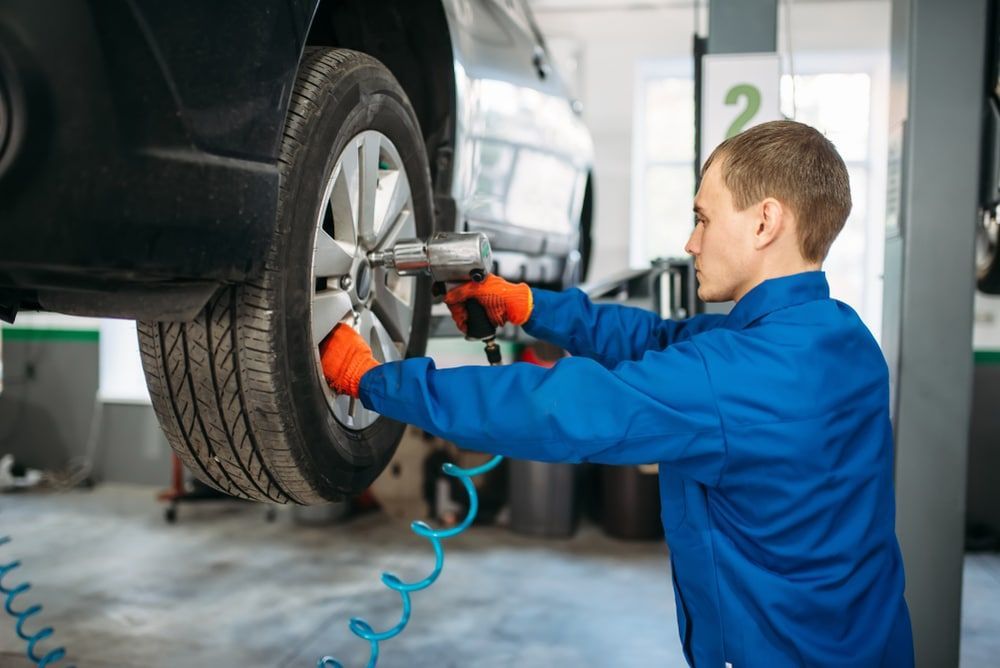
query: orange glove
[
  {"left": 319, "top": 324, "right": 379, "bottom": 398},
  {"left": 443, "top": 274, "right": 533, "bottom": 333}
]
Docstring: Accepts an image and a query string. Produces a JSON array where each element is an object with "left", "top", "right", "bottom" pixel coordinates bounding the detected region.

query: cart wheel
[{"left": 164, "top": 505, "right": 178, "bottom": 524}]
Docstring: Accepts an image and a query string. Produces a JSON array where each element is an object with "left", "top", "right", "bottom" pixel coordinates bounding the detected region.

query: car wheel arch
[{"left": 302, "top": 0, "right": 457, "bottom": 206}]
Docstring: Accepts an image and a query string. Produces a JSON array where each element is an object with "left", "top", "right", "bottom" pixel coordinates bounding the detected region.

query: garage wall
[
  {"left": 970, "top": 293, "right": 1000, "bottom": 533},
  {"left": 0, "top": 324, "right": 173, "bottom": 487},
  {"left": 530, "top": 0, "right": 891, "bottom": 281},
  {"left": 0, "top": 334, "right": 99, "bottom": 474}
]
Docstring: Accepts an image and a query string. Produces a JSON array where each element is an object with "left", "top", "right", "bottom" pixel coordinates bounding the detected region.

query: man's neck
[{"left": 734, "top": 259, "right": 822, "bottom": 302}]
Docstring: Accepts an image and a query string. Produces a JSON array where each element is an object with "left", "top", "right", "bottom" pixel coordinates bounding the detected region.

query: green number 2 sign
[{"left": 724, "top": 83, "right": 762, "bottom": 139}]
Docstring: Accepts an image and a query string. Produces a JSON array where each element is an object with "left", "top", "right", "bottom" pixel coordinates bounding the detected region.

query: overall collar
[{"left": 723, "top": 271, "right": 830, "bottom": 330}]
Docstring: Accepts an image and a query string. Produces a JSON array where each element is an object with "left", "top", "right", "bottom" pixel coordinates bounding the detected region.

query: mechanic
[{"left": 319, "top": 120, "right": 914, "bottom": 667}]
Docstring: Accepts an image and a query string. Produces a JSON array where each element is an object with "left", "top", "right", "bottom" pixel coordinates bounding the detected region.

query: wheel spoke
[
  {"left": 360, "top": 308, "right": 403, "bottom": 364},
  {"left": 371, "top": 312, "right": 404, "bottom": 363},
  {"left": 330, "top": 149, "right": 360, "bottom": 245},
  {"left": 312, "top": 289, "right": 354, "bottom": 346},
  {"left": 374, "top": 169, "right": 411, "bottom": 245},
  {"left": 357, "top": 133, "right": 381, "bottom": 245},
  {"left": 354, "top": 403, "right": 378, "bottom": 426},
  {"left": 356, "top": 310, "right": 390, "bottom": 420},
  {"left": 371, "top": 270, "right": 414, "bottom": 344},
  {"left": 375, "top": 209, "right": 415, "bottom": 253},
  {"left": 314, "top": 231, "right": 355, "bottom": 278},
  {"left": 335, "top": 393, "right": 353, "bottom": 420}
]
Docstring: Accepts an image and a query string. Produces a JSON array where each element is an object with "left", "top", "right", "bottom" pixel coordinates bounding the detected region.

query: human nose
[{"left": 685, "top": 223, "right": 702, "bottom": 256}]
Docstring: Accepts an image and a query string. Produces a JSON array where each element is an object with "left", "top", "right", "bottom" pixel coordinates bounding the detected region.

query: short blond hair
[{"left": 702, "top": 120, "right": 851, "bottom": 263}]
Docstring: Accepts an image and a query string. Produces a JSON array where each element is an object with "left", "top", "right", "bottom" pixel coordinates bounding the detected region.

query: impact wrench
[{"left": 367, "top": 231, "right": 502, "bottom": 365}]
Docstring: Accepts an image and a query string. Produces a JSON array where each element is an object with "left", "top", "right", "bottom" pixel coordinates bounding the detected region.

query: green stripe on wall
[
  {"left": 1, "top": 328, "right": 99, "bottom": 342},
  {"left": 974, "top": 350, "right": 1000, "bottom": 365},
  {"left": 8, "top": 330, "right": 991, "bottom": 361}
]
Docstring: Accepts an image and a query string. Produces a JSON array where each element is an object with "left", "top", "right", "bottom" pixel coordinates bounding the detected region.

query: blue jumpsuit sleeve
[
  {"left": 524, "top": 287, "right": 727, "bottom": 367},
  {"left": 359, "top": 340, "right": 727, "bottom": 485}
]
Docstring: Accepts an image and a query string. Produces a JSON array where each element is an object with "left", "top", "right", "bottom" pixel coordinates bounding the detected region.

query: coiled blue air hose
[
  {"left": 0, "top": 536, "right": 74, "bottom": 667},
  {"left": 319, "top": 454, "right": 505, "bottom": 668}
]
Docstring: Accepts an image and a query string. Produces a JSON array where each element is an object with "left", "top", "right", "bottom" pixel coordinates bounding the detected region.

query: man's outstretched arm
[
  {"left": 525, "top": 287, "right": 726, "bottom": 367},
  {"left": 358, "top": 340, "right": 727, "bottom": 486},
  {"left": 445, "top": 277, "right": 726, "bottom": 368}
]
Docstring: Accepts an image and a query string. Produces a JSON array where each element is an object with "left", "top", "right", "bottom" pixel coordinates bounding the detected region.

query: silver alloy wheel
[{"left": 310, "top": 130, "right": 417, "bottom": 430}]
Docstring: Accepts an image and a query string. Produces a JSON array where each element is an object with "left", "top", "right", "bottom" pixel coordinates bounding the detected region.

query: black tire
[{"left": 138, "top": 48, "right": 433, "bottom": 504}]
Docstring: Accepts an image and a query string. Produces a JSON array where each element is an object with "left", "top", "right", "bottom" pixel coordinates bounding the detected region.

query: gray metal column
[
  {"left": 707, "top": 0, "right": 776, "bottom": 54},
  {"left": 882, "top": 0, "right": 987, "bottom": 664}
]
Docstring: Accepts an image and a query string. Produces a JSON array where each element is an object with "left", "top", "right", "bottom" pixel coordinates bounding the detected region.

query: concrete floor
[{"left": 0, "top": 484, "right": 998, "bottom": 667}]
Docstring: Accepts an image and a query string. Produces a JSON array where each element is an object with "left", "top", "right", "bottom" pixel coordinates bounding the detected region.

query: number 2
[{"left": 725, "top": 84, "right": 762, "bottom": 138}]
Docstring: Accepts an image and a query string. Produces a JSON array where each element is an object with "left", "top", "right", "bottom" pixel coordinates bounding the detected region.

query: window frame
[{"left": 631, "top": 57, "right": 696, "bottom": 269}]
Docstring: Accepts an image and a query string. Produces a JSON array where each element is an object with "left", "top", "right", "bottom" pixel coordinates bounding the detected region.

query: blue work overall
[{"left": 359, "top": 271, "right": 914, "bottom": 667}]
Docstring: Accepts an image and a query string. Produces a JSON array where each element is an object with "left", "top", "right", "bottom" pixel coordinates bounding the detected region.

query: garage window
[
  {"left": 632, "top": 54, "right": 886, "bottom": 339},
  {"left": 631, "top": 61, "right": 696, "bottom": 269},
  {"left": 780, "top": 55, "right": 888, "bottom": 342},
  {"left": 780, "top": 70, "right": 879, "bottom": 334}
]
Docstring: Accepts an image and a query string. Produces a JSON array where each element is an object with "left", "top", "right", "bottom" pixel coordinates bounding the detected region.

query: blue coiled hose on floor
[
  {"left": 0, "top": 536, "right": 74, "bottom": 667},
  {"left": 319, "top": 454, "right": 505, "bottom": 668}
]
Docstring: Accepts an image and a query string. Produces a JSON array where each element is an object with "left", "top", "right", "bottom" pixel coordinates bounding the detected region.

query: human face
[{"left": 685, "top": 160, "right": 758, "bottom": 302}]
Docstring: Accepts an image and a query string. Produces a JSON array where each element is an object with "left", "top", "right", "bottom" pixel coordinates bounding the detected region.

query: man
[{"left": 319, "top": 120, "right": 914, "bottom": 666}]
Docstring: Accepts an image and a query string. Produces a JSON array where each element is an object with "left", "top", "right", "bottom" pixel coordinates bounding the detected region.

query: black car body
[{"left": 0, "top": 0, "right": 592, "bottom": 321}]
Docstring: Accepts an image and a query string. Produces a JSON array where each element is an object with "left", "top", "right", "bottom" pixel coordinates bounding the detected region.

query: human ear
[{"left": 754, "top": 198, "right": 784, "bottom": 250}]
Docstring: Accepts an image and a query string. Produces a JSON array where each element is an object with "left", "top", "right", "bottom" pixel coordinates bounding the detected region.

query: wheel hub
[{"left": 356, "top": 261, "right": 373, "bottom": 302}]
